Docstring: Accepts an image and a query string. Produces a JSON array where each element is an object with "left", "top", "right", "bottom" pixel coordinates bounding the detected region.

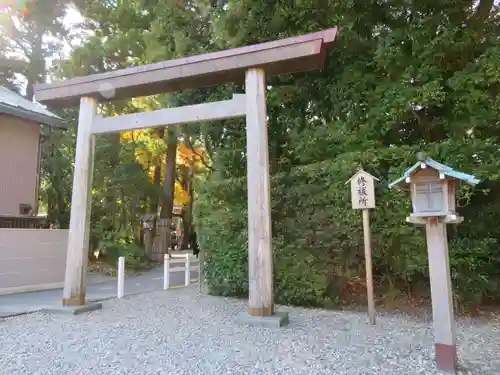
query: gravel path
[{"left": 0, "top": 286, "right": 499, "bottom": 375}]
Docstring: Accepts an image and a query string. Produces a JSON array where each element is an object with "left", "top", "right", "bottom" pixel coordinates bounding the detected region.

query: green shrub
[
  {"left": 195, "top": 147, "right": 500, "bottom": 308},
  {"left": 97, "top": 231, "right": 146, "bottom": 269}
]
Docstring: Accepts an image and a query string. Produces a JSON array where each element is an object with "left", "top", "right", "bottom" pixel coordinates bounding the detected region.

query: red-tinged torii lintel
[
  {"left": 34, "top": 28, "right": 338, "bottom": 107},
  {"left": 38, "top": 29, "right": 338, "bottom": 327}
]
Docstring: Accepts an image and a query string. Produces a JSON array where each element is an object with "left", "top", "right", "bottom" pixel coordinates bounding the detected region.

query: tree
[
  {"left": 51, "top": 0, "right": 216, "bottom": 257},
  {"left": 0, "top": 0, "right": 70, "bottom": 98},
  {"left": 0, "top": 1, "right": 73, "bottom": 225},
  {"left": 41, "top": 0, "right": 500, "bottom": 307},
  {"left": 196, "top": 0, "right": 500, "bottom": 306}
]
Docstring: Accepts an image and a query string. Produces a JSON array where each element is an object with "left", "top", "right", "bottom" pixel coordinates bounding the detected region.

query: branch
[
  {"left": 468, "top": 0, "right": 495, "bottom": 30},
  {"left": 410, "top": 107, "right": 421, "bottom": 125},
  {"left": 203, "top": 133, "right": 215, "bottom": 159},
  {"left": 175, "top": 175, "right": 184, "bottom": 186},
  {"left": 185, "top": 135, "right": 214, "bottom": 171},
  {"left": 8, "top": 27, "right": 32, "bottom": 57},
  {"left": 0, "top": 57, "right": 28, "bottom": 73}
]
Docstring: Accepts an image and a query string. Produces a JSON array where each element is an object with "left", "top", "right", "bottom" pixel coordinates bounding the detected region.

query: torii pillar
[{"left": 239, "top": 67, "right": 287, "bottom": 326}]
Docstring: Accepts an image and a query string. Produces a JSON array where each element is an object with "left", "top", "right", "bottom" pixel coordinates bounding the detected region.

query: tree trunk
[
  {"left": 151, "top": 161, "right": 162, "bottom": 213},
  {"left": 153, "top": 128, "right": 177, "bottom": 256},
  {"left": 107, "top": 133, "right": 122, "bottom": 231},
  {"left": 160, "top": 128, "right": 178, "bottom": 219},
  {"left": 150, "top": 128, "right": 165, "bottom": 214},
  {"left": 26, "top": 29, "right": 44, "bottom": 101},
  {"left": 181, "top": 167, "right": 194, "bottom": 249}
]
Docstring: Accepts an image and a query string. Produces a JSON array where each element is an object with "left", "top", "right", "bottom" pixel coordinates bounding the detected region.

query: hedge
[{"left": 194, "top": 146, "right": 500, "bottom": 308}]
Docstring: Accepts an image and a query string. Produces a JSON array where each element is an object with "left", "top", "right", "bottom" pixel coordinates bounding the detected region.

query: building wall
[
  {"left": 0, "top": 115, "right": 41, "bottom": 216},
  {"left": 0, "top": 229, "right": 68, "bottom": 294}
]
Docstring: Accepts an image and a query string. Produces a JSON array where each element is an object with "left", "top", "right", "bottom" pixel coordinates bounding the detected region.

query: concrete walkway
[{"left": 0, "top": 266, "right": 198, "bottom": 318}]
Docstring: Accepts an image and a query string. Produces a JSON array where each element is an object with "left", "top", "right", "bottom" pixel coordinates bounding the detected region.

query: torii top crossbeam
[{"left": 34, "top": 28, "right": 337, "bottom": 107}]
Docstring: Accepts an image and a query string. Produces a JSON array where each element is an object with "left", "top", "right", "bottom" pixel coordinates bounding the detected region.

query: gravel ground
[{"left": 1, "top": 286, "right": 499, "bottom": 375}]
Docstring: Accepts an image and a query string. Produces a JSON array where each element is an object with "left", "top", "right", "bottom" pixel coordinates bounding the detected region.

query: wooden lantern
[
  {"left": 389, "top": 153, "right": 480, "bottom": 373},
  {"left": 410, "top": 167, "right": 455, "bottom": 217},
  {"left": 389, "top": 155, "right": 479, "bottom": 225}
]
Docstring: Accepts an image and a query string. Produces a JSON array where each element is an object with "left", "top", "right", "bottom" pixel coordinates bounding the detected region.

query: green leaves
[
  {"left": 197, "top": 144, "right": 500, "bottom": 307},
  {"left": 37, "top": 0, "right": 500, "bottom": 308}
]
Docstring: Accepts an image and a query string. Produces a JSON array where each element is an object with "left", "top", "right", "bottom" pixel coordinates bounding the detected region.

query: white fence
[
  {"left": 117, "top": 256, "right": 125, "bottom": 298},
  {"left": 114, "top": 252, "right": 200, "bottom": 298},
  {"left": 163, "top": 253, "right": 200, "bottom": 290}
]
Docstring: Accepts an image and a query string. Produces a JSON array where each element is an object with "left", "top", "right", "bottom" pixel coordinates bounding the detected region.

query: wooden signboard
[
  {"left": 348, "top": 170, "right": 376, "bottom": 209},
  {"left": 346, "top": 169, "right": 379, "bottom": 325}
]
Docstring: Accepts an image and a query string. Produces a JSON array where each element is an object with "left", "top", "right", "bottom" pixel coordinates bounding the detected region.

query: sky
[
  {"left": 0, "top": 3, "right": 86, "bottom": 91},
  {"left": 40, "top": 5, "right": 86, "bottom": 85},
  {"left": 61, "top": 5, "right": 85, "bottom": 58}
]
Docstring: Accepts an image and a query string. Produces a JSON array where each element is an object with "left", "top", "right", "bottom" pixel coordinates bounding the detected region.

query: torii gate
[{"left": 34, "top": 28, "right": 337, "bottom": 326}]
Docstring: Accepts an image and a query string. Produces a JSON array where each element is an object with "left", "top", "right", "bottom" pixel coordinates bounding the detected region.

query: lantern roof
[{"left": 388, "top": 155, "right": 480, "bottom": 189}]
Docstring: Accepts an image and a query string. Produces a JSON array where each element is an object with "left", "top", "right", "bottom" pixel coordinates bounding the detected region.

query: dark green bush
[
  {"left": 97, "top": 231, "right": 146, "bottom": 269},
  {"left": 194, "top": 146, "right": 500, "bottom": 308}
]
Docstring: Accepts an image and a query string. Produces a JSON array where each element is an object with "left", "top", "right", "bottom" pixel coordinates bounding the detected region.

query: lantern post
[{"left": 389, "top": 154, "right": 480, "bottom": 373}]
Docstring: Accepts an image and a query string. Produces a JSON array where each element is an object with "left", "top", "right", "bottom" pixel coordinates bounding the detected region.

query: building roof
[
  {"left": 388, "top": 156, "right": 480, "bottom": 188},
  {"left": 0, "top": 86, "right": 65, "bottom": 127}
]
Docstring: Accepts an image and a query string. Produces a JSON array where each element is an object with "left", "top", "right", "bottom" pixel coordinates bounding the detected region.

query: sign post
[{"left": 346, "top": 169, "right": 379, "bottom": 325}]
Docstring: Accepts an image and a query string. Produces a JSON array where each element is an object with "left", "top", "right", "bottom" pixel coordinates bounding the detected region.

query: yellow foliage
[
  {"left": 119, "top": 128, "right": 207, "bottom": 205},
  {"left": 174, "top": 182, "right": 189, "bottom": 205},
  {"left": 177, "top": 142, "right": 205, "bottom": 167}
]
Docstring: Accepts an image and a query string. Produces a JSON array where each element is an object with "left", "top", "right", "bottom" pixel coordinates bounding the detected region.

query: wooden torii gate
[{"left": 34, "top": 28, "right": 337, "bottom": 325}]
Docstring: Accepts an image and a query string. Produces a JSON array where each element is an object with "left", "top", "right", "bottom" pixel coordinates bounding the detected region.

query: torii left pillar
[{"left": 45, "top": 97, "right": 103, "bottom": 314}]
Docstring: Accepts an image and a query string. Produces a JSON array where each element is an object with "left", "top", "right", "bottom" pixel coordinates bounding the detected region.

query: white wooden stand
[{"left": 163, "top": 253, "right": 199, "bottom": 290}]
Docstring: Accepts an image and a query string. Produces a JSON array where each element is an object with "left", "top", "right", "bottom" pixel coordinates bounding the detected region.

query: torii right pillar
[{"left": 237, "top": 67, "right": 289, "bottom": 328}]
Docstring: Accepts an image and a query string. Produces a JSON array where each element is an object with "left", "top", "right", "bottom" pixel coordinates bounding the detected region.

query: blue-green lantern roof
[{"left": 388, "top": 156, "right": 480, "bottom": 189}]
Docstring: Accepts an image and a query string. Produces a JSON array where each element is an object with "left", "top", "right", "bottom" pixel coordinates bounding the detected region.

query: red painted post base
[{"left": 435, "top": 344, "right": 457, "bottom": 373}]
